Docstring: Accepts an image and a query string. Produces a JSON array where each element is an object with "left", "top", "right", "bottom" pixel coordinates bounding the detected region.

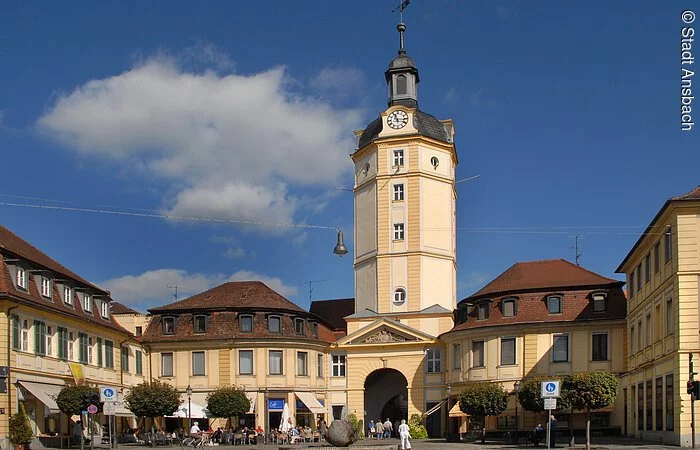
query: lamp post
[
  {"left": 514, "top": 380, "right": 521, "bottom": 445},
  {"left": 445, "top": 384, "right": 452, "bottom": 442},
  {"left": 186, "top": 385, "right": 193, "bottom": 429}
]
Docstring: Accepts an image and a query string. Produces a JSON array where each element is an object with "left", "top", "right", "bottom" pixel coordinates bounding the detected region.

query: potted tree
[{"left": 9, "top": 404, "right": 33, "bottom": 450}]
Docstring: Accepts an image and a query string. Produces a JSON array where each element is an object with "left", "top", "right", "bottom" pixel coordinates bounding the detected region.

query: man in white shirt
[
  {"left": 190, "top": 422, "right": 202, "bottom": 437},
  {"left": 398, "top": 419, "right": 411, "bottom": 450}
]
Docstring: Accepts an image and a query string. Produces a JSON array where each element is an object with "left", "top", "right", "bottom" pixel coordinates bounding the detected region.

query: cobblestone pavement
[{"left": 90, "top": 436, "right": 679, "bottom": 450}]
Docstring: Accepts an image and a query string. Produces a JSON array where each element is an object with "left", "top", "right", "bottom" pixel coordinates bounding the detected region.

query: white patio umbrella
[{"left": 279, "top": 402, "right": 292, "bottom": 433}]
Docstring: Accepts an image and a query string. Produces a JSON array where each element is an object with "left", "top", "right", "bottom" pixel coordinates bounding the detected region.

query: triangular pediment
[{"left": 336, "top": 318, "right": 436, "bottom": 346}]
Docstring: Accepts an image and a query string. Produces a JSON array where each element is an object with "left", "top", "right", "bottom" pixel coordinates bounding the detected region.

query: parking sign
[{"left": 541, "top": 380, "right": 560, "bottom": 398}]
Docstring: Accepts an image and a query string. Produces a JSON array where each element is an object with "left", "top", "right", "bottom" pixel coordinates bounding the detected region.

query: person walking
[
  {"left": 376, "top": 420, "right": 384, "bottom": 439},
  {"left": 398, "top": 419, "right": 412, "bottom": 450},
  {"left": 383, "top": 418, "right": 393, "bottom": 439},
  {"left": 549, "top": 415, "right": 557, "bottom": 448}
]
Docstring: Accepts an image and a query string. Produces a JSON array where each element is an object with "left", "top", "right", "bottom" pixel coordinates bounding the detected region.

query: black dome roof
[{"left": 357, "top": 110, "right": 451, "bottom": 149}]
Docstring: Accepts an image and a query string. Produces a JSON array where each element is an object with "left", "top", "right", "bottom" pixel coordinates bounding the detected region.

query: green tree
[
  {"left": 458, "top": 382, "right": 508, "bottom": 443},
  {"left": 205, "top": 386, "right": 250, "bottom": 427},
  {"left": 517, "top": 377, "right": 571, "bottom": 413},
  {"left": 563, "top": 372, "right": 618, "bottom": 450},
  {"left": 9, "top": 403, "right": 33, "bottom": 447},
  {"left": 124, "top": 380, "right": 181, "bottom": 428},
  {"left": 408, "top": 413, "right": 428, "bottom": 439},
  {"left": 55, "top": 385, "right": 98, "bottom": 416}
]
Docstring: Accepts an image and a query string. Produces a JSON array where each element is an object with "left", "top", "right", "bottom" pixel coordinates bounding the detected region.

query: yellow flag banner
[{"left": 69, "top": 363, "right": 85, "bottom": 385}]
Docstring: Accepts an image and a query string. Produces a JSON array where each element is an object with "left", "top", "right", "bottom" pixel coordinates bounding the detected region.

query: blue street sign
[{"left": 545, "top": 383, "right": 556, "bottom": 392}]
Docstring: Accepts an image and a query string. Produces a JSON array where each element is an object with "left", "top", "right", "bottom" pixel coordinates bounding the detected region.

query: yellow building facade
[{"left": 617, "top": 186, "right": 700, "bottom": 446}]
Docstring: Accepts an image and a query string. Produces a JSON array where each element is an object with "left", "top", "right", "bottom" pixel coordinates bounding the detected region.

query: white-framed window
[
  {"left": 83, "top": 294, "right": 92, "bottom": 313},
  {"left": 15, "top": 267, "right": 26, "bottom": 289},
  {"left": 88, "top": 336, "right": 94, "bottom": 364},
  {"left": 162, "top": 317, "right": 175, "bottom": 335},
  {"left": 500, "top": 337, "right": 516, "bottom": 365},
  {"left": 501, "top": 298, "right": 516, "bottom": 317},
  {"left": 393, "top": 288, "right": 406, "bottom": 306},
  {"left": 393, "top": 149, "right": 404, "bottom": 167},
  {"left": 46, "top": 325, "right": 53, "bottom": 356},
  {"left": 295, "top": 318, "right": 305, "bottom": 335},
  {"left": 453, "top": 343, "right": 461, "bottom": 370},
  {"left": 193, "top": 315, "right": 207, "bottom": 334},
  {"left": 239, "top": 350, "right": 253, "bottom": 375},
  {"left": 393, "top": 184, "right": 405, "bottom": 201},
  {"left": 393, "top": 223, "right": 405, "bottom": 240},
  {"left": 240, "top": 315, "right": 253, "bottom": 332},
  {"left": 317, "top": 353, "right": 323, "bottom": 377},
  {"left": 100, "top": 300, "right": 109, "bottom": 318},
  {"left": 472, "top": 340, "right": 485, "bottom": 368},
  {"left": 426, "top": 348, "right": 441, "bottom": 373},
  {"left": 64, "top": 286, "right": 73, "bottom": 305},
  {"left": 592, "top": 332, "right": 608, "bottom": 361},
  {"left": 21, "top": 319, "right": 29, "bottom": 351},
  {"left": 192, "top": 351, "right": 205, "bottom": 376},
  {"left": 331, "top": 354, "right": 346, "bottom": 377},
  {"left": 552, "top": 334, "right": 569, "bottom": 362},
  {"left": 593, "top": 293, "right": 606, "bottom": 312},
  {"left": 547, "top": 296, "right": 562, "bottom": 314},
  {"left": 68, "top": 331, "right": 74, "bottom": 360},
  {"left": 41, "top": 277, "right": 51, "bottom": 297},
  {"left": 269, "top": 350, "right": 283, "bottom": 375},
  {"left": 666, "top": 298, "right": 674, "bottom": 335},
  {"left": 161, "top": 352, "right": 174, "bottom": 377},
  {"left": 268, "top": 316, "right": 281, "bottom": 333},
  {"left": 297, "top": 351, "right": 308, "bottom": 376}
]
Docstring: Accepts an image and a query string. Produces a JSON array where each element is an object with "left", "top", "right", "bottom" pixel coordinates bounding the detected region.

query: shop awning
[
  {"left": 245, "top": 392, "right": 256, "bottom": 414},
  {"left": 18, "top": 381, "right": 63, "bottom": 414},
  {"left": 423, "top": 399, "right": 447, "bottom": 418},
  {"left": 449, "top": 402, "right": 468, "bottom": 417},
  {"left": 293, "top": 392, "right": 326, "bottom": 414}
]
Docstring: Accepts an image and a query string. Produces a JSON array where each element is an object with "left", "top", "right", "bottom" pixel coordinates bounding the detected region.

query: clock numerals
[{"left": 387, "top": 110, "right": 409, "bottom": 129}]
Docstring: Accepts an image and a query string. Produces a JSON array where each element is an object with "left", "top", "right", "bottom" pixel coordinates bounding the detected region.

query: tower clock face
[{"left": 387, "top": 110, "right": 409, "bottom": 129}]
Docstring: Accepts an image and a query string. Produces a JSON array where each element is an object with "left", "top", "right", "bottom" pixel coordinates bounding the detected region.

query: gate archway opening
[{"left": 364, "top": 368, "right": 409, "bottom": 427}]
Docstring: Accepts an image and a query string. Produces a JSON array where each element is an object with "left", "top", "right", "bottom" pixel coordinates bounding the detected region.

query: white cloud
[
  {"left": 37, "top": 55, "right": 363, "bottom": 227},
  {"left": 310, "top": 66, "right": 366, "bottom": 100},
  {"left": 443, "top": 86, "right": 459, "bottom": 105},
  {"left": 458, "top": 271, "right": 489, "bottom": 291},
  {"left": 101, "top": 268, "right": 296, "bottom": 308}
]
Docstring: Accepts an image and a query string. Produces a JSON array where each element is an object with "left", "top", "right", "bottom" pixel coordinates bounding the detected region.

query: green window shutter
[
  {"left": 78, "top": 333, "right": 86, "bottom": 363},
  {"left": 57, "top": 327, "right": 65, "bottom": 360},
  {"left": 12, "top": 315, "right": 19, "bottom": 351},
  {"left": 96, "top": 338, "right": 103, "bottom": 367},
  {"left": 34, "top": 320, "right": 40, "bottom": 355}
]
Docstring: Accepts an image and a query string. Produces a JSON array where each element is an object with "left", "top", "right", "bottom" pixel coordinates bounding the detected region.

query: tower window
[
  {"left": 393, "top": 149, "right": 404, "bottom": 167},
  {"left": 393, "top": 184, "right": 405, "bottom": 201},
  {"left": 393, "top": 223, "right": 405, "bottom": 240},
  {"left": 396, "top": 74, "right": 407, "bottom": 95},
  {"left": 393, "top": 288, "right": 406, "bottom": 305}
]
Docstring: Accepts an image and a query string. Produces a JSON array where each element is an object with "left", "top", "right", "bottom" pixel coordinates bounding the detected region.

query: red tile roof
[
  {"left": 617, "top": 184, "right": 700, "bottom": 272},
  {"left": 111, "top": 301, "right": 141, "bottom": 315},
  {"left": 148, "top": 281, "right": 305, "bottom": 313},
  {"left": 468, "top": 259, "right": 620, "bottom": 299},
  {"left": 309, "top": 298, "right": 354, "bottom": 331},
  {"left": 0, "top": 226, "right": 129, "bottom": 334}
]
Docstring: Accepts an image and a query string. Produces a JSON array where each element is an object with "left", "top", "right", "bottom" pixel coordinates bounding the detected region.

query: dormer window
[
  {"left": 100, "top": 300, "right": 109, "bottom": 319},
  {"left": 239, "top": 315, "right": 253, "bottom": 332},
  {"left": 83, "top": 294, "right": 92, "bottom": 313},
  {"left": 193, "top": 315, "right": 207, "bottom": 334},
  {"left": 63, "top": 286, "right": 73, "bottom": 305},
  {"left": 163, "top": 317, "right": 175, "bottom": 335},
  {"left": 547, "top": 295, "right": 562, "bottom": 314},
  {"left": 15, "top": 267, "right": 26, "bottom": 289},
  {"left": 592, "top": 293, "right": 607, "bottom": 312},
  {"left": 41, "top": 277, "right": 51, "bottom": 298},
  {"left": 310, "top": 322, "right": 319, "bottom": 337},
  {"left": 501, "top": 298, "right": 516, "bottom": 317},
  {"left": 294, "top": 318, "right": 305, "bottom": 335},
  {"left": 268, "top": 315, "right": 281, "bottom": 333},
  {"left": 477, "top": 302, "right": 491, "bottom": 320}
]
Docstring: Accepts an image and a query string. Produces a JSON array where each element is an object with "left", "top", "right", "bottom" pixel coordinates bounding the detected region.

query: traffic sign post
[{"left": 541, "top": 381, "right": 560, "bottom": 450}]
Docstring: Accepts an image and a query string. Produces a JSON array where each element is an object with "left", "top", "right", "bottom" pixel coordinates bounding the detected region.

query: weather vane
[{"left": 393, "top": 0, "right": 411, "bottom": 23}]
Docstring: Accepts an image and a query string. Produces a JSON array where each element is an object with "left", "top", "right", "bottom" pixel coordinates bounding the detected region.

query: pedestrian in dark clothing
[{"left": 549, "top": 415, "right": 557, "bottom": 448}]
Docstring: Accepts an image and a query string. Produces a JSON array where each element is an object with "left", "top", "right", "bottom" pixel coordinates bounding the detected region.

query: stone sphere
[{"left": 325, "top": 420, "right": 358, "bottom": 447}]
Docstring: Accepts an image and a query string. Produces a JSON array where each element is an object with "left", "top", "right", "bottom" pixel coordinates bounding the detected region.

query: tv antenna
[
  {"left": 570, "top": 235, "right": 584, "bottom": 266},
  {"left": 299, "top": 280, "right": 326, "bottom": 301},
  {"left": 167, "top": 285, "right": 180, "bottom": 301}
]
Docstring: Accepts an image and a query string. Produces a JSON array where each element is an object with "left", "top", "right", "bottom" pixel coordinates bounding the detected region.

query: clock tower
[{"left": 350, "top": 22, "right": 457, "bottom": 336}]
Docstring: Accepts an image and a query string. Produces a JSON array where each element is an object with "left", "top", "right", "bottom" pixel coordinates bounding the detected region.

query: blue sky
[{"left": 0, "top": 1, "right": 697, "bottom": 311}]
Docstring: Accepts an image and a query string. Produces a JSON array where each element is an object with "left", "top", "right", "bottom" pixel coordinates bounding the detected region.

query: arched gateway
[{"left": 364, "top": 368, "right": 408, "bottom": 426}]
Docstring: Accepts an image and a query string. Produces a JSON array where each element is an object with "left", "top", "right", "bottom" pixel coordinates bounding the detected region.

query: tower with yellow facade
[{"left": 328, "top": 22, "right": 457, "bottom": 436}]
